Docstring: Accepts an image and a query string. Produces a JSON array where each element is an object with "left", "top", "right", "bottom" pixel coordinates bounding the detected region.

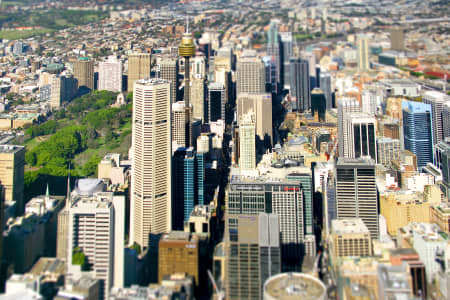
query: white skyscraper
[
  {"left": 361, "top": 90, "right": 377, "bottom": 115},
  {"left": 98, "top": 57, "right": 123, "bottom": 92},
  {"left": 131, "top": 79, "right": 172, "bottom": 248},
  {"left": 239, "top": 111, "right": 256, "bottom": 171},
  {"left": 67, "top": 182, "right": 125, "bottom": 300},
  {"left": 357, "top": 34, "right": 370, "bottom": 71},
  {"left": 338, "top": 98, "right": 361, "bottom": 157}
]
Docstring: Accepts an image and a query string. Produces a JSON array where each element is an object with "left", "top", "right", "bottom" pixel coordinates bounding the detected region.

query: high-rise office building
[
  {"left": 208, "top": 82, "right": 225, "bottom": 122},
  {"left": 172, "top": 101, "right": 191, "bottom": 148},
  {"left": 331, "top": 218, "right": 373, "bottom": 257},
  {"left": 236, "top": 93, "right": 272, "bottom": 146},
  {"left": 191, "top": 78, "right": 206, "bottom": 122},
  {"left": 227, "top": 172, "right": 308, "bottom": 261},
  {"left": 357, "top": 34, "right": 370, "bottom": 71},
  {"left": 289, "top": 58, "right": 310, "bottom": 112},
  {"left": 131, "top": 79, "right": 172, "bottom": 247},
  {"left": 236, "top": 51, "right": 266, "bottom": 95},
  {"left": 337, "top": 98, "right": 361, "bottom": 157},
  {"left": 172, "top": 147, "right": 205, "bottom": 229},
  {"left": 362, "top": 90, "right": 377, "bottom": 115},
  {"left": 98, "top": 57, "right": 122, "bottom": 92},
  {"left": 280, "top": 31, "right": 293, "bottom": 90},
  {"left": 73, "top": 57, "right": 94, "bottom": 91},
  {"left": 158, "top": 232, "right": 199, "bottom": 284},
  {"left": 336, "top": 157, "right": 378, "bottom": 239},
  {"left": 191, "top": 55, "right": 206, "bottom": 79},
  {"left": 402, "top": 100, "right": 434, "bottom": 168},
  {"left": 267, "top": 20, "right": 281, "bottom": 89},
  {"left": 319, "top": 72, "right": 332, "bottom": 110},
  {"left": 311, "top": 88, "right": 326, "bottom": 122},
  {"left": 377, "top": 137, "right": 400, "bottom": 167},
  {"left": 390, "top": 27, "right": 405, "bottom": 51},
  {"left": 423, "top": 91, "right": 450, "bottom": 145},
  {"left": 50, "top": 74, "right": 78, "bottom": 109},
  {"left": 315, "top": 66, "right": 321, "bottom": 88},
  {"left": 0, "top": 145, "right": 25, "bottom": 216},
  {"left": 239, "top": 111, "right": 256, "bottom": 171},
  {"left": 225, "top": 213, "right": 281, "bottom": 300},
  {"left": 67, "top": 189, "right": 125, "bottom": 299},
  {"left": 343, "top": 112, "right": 377, "bottom": 162},
  {"left": 443, "top": 102, "right": 450, "bottom": 141},
  {"left": 159, "top": 57, "right": 179, "bottom": 103},
  {"left": 127, "top": 53, "right": 151, "bottom": 91}
]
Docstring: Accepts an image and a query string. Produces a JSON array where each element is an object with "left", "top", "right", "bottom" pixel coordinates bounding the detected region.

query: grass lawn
[
  {"left": 0, "top": 28, "right": 54, "bottom": 40},
  {"left": 24, "top": 134, "right": 50, "bottom": 151}
]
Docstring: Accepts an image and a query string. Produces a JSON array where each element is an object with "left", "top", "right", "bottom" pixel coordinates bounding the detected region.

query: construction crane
[{"left": 207, "top": 270, "right": 225, "bottom": 300}]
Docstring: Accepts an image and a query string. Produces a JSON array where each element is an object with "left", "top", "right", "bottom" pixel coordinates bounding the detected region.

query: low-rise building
[{"left": 331, "top": 218, "right": 373, "bottom": 258}]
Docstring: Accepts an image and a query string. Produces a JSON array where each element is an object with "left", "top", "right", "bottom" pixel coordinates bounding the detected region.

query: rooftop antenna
[
  {"left": 45, "top": 183, "right": 50, "bottom": 208},
  {"left": 186, "top": 15, "right": 189, "bottom": 34}
]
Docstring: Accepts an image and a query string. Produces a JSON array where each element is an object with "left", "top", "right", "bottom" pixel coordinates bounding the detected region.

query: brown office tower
[
  {"left": 390, "top": 27, "right": 405, "bottom": 51},
  {"left": 0, "top": 145, "right": 25, "bottom": 216},
  {"left": 225, "top": 213, "right": 281, "bottom": 300},
  {"left": 73, "top": 57, "right": 94, "bottom": 91},
  {"left": 160, "top": 57, "right": 179, "bottom": 103},
  {"left": 127, "top": 52, "right": 151, "bottom": 91},
  {"left": 158, "top": 231, "right": 199, "bottom": 285}
]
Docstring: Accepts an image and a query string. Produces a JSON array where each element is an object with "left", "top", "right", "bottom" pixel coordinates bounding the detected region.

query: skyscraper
[
  {"left": 289, "top": 58, "right": 310, "bottom": 112},
  {"left": 236, "top": 93, "right": 272, "bottom": 147},
  {"left": 344, "top": 112, "right": 377, "bottom": 162},
  {"left": 127, "top": 53, "right": 151, "bottom": 91},
  {"left": 98, "top": 57, "right": 122, "bottom": 92},
  {"left": 390, "top": 27, "right": 405, "bottom": 51},
  {"left": 172, "top": 101, "right": 191, "bottom": 148},
  {"left": 227, "top": 171, "right": 308, "bottom": 261},
  {"left": 336, "top": 157, "right": 378, "bottom": 239},
  {"left": 280, "top": 31, "right": 293, "bottom": 90},
  {"left": 67, "top": 188, "right": 125, "bottom": 299},
  {"left": 443, "top": 102, "right": 450, "bottom": 141},
  {"left": 225, "top": 213, "right": 281, "bottom": 300},
  {"left": 402, "top": 100, "right": 434, "bottom": 168},
  {"left": 208, "top": 82, "right": 225, "bottom": 122},
  {"left": 191, "top": 78, "right": 206, "bottom": 122},
  {"left": 338, "top": 98, "right": 361, "bottom": 157},
  {"left": 423, "top": 91, "right": 450, "bottom": 145},
  {"left": 172, "top": 147, "right": 202, "bottom": 228},
  {"left": 131, "top": 79, "right": 172, "bottom": 247},
  {"left": 377, "top": 137, "right": 400, "bottom": 167},
  {"left": 239, "top": 111, "right": 256, "bottom": 171},
  {"left": 311, "top": 88, "right": 326, "bottom": 122},
  {"left": 236, "top": 51, "right": 266, "bottom": 95},
  {"left": 0, "top": 145, "right": 25, "bottom": 216},
  {"left": 319, "top": 72, "right": 332, "bottom": 110},
  {"left": 361, "top": 90, "right": 377, "bottom": 115},
  {"left": 267, "top": 20, "right": 281, "bottom": 89},
  {"left": 159, "top": 57, "right": 179, "bottom": 103},
  {"left": 50, "top": 74, "right": 78, "bottom": 109},
  {"left": 357, "top": 34, "right": 370, "bottom": 71},
  {"left": 73, "top": 57, "right": 94, "bottom": 91}
]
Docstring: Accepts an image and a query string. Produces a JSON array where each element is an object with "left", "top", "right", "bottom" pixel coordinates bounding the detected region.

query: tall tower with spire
[
  {"left": 179, "top": 17, "right": 195, "bottom": 107},
  {"left": 176, "top": 17, "right": 195, "bottom": 146}
]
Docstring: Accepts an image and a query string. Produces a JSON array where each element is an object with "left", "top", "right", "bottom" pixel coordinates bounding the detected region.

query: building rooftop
[
  {"left": 337, "top": 157, "right": 376, "bottom": 167},
  {"left": 263, "top": 273, "right": 326, "bottom": 300},
  {"left": 0, "top": 144, "right": 25, "bottom": 154},
  {"left": 160, "top": 231, "right": 199, "bottom": 243},
  {"left": 332, "top": 218, "right": 370, "bottom": 235},
  {"left": 135, "top": 78, "right": 170, "bottom": 86}
]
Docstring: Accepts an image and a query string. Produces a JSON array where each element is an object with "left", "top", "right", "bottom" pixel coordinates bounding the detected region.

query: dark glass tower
[
  {"left": 289, "top": 58, "right": 310, "bottom": 112},
  {"left": 402, "top": 100, "right": 434, "bottom": 168}
]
